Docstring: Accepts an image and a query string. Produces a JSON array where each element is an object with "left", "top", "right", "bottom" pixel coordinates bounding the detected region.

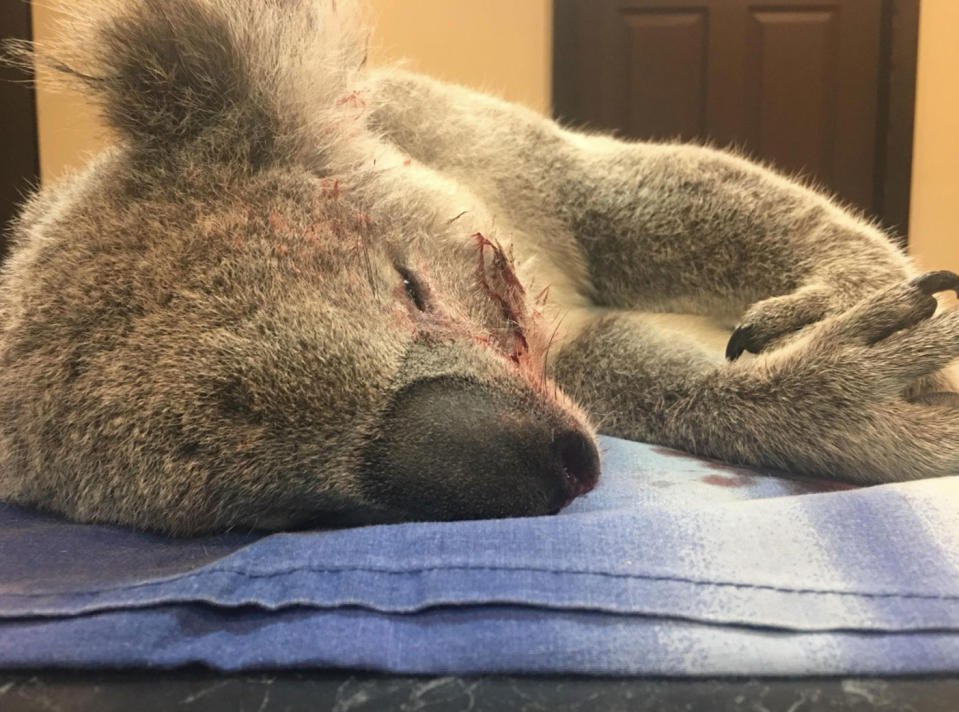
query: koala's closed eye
[{"left": 395, "top": 265, "right": 430, "bottom": 312}]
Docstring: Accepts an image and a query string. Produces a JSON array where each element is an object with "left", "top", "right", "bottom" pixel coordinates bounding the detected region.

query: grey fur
[{"left": 0, "top": 0, "right": 956, "bottom": 534}]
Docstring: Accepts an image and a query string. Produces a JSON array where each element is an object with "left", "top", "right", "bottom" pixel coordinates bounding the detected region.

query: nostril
[{"left": 553, "top": 429, "right": 601, "bottom": 497}]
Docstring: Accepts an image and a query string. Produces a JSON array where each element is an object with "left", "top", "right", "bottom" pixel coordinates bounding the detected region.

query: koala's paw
[
  {"left": 726, "top": 271, "right": 959, "bottom": 361},
  {"left": 828, "top": 271, "right": 959, "bottom": 346},
  {"left": 726, "top": 285, "right": 832, "bottom": 360},
  {"left": 814, "top": 271, "right": 959, "bottom": 400},
  {"left": 772, "top": 272, "right": 959, "bottom": 481}
]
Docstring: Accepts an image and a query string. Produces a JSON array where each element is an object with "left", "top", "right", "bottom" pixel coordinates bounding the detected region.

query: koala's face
[{"left": 0, "top": 163, "right": 599, "bottom": 534}]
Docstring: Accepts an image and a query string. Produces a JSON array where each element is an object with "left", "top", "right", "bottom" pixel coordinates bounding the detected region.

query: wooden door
[{"left": 554, "top": 0, "right": 919, "bottom": 240}]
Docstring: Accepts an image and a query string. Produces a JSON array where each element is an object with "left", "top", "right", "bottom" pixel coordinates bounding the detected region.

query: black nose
[
  {"left": 553, "top": 428, "right": 601, "bottom": 500},
  {"left": 360, "top": 377, "right": 601, "bottom": 521}
]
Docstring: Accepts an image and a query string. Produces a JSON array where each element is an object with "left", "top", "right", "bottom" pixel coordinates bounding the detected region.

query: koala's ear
[{"left": 0, "top": 0, "right": 370, "bottom": 169}]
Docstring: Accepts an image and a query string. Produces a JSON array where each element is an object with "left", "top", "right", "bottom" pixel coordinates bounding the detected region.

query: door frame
[{"left": 0, "top": 1, "right": 40, "bottom": 261}]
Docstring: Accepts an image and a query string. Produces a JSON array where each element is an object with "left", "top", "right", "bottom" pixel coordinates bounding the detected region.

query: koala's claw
[
  {"left": 725, "top": 324, "right": 756, "bottom": 361},
  {"left": 911, "top": 270, "right": 959, "bottom": 297},
  {"left": 725, "top": 286, "right": 832, "bottom": 361},
  {"left": 856, "top": 270, "right": 959, "bottom": 346}
]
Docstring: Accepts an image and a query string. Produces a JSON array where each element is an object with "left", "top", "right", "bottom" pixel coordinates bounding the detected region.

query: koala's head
[{"left": 0, "top": 0, "right": 599, "bottom": 533}]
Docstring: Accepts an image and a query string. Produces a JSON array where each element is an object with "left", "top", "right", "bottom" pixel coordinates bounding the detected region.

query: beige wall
[
  {"left": 31, "top": 1, "right": 959, "bottom": 274},
  {"left": 908, "top": 0, "right": 959, "bottom": 273},
  {"left": 368, "top": 0, "right": 551, "bottom": 114},
  {"left": 31, "top": 0, "right": 551, "bottom": 181},
  {"left": 31, "top": 3, "right": 109, "bottom": 181}
]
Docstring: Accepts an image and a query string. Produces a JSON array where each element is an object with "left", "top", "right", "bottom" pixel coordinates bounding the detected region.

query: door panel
[
  {"left": 620, "top": 9, "right": 708, "bottom": 140},
  {"left": 745, "top": 9, "right": 839, "bottom": 185},
  {"left": 554, "top": 0, "right": 917, "bottom": 238}
]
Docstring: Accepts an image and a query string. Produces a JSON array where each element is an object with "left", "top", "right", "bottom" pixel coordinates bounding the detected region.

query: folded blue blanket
[{"left": 2, "top": 436, "right": 957, "bottom": 675}]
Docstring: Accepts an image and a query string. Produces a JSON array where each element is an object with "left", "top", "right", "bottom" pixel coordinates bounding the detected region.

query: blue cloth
[{"left": 1, "top": 436, "right": 958, "bottom": 675}]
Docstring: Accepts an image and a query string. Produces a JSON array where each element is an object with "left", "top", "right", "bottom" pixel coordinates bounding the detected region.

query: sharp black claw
[
  {"left": 912, "top": 270, "right": 959, "bottom": 297},
  {"left": 725, "top": 324, "right": 755, "bottom": 361}
]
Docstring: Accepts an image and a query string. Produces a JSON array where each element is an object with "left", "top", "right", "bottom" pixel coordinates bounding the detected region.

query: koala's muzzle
[{"left": 360, "top": 377, "right": 600, "bottom": 521}]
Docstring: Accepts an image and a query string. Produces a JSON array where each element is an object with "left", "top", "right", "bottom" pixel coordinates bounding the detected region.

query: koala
[{"left": 1, "top": 0, "right": 957, "bottom": 535}]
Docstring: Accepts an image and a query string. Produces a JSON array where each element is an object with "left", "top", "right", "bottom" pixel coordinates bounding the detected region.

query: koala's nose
[
  {"left": 552, "top": 428, "right": 601, "bottom": 502},
  {"left": 360, "top": 377, "right": 601, "bottom": 521}
]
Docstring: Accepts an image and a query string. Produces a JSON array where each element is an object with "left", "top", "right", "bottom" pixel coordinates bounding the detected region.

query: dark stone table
[{"left": 1, "top": 671, "right": 956, "bottom": 711}]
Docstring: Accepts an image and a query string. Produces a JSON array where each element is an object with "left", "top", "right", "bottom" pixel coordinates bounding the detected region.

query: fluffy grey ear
[{"left": 1, "top": 0, "right": 370, "bottom": 168}]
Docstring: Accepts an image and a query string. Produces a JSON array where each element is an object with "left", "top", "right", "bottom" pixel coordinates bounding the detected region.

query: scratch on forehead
[{"left": 473, "top": 231, "right": 534, "bottom": 363}]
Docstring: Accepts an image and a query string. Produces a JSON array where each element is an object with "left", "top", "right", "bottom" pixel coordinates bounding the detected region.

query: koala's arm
[
  {"left": 364, "top": 69, "right": 915, "bottom": 335},
  {"left": 365, "top": 70, "right": 959, "bottom": 483},
  {"left": 553, "top": 287, "right": 959, "bottom": 483}
]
